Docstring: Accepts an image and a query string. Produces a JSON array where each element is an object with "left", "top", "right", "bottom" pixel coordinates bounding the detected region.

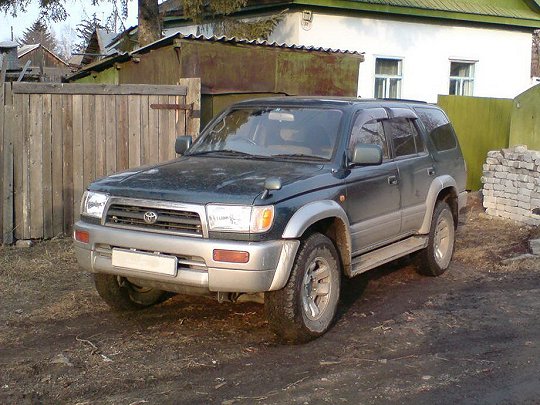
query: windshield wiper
[
  {"left": 271, "top": 154, "right": 328, "bottom": 161},
  {"left": 188, "top": 149, "right": 274, "bottom": 159},
  {"left": 188, "top": 149, "right": 253, "bottom": 157}
]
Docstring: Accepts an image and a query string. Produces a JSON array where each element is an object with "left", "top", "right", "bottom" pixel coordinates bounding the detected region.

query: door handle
[
  {"left": 427, "top": 167, "right": 436, "bottom": 176},
  {"left": 387, "top": 175, "right": 398, "bottom": 185}
]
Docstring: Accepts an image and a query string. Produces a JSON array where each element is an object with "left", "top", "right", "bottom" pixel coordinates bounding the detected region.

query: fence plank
[
  {"left": 128, "top": 95, "right": 141, "bottom": 168},
  {"left": 140, "top": 95, "right": 150, "bottom": 164},
  {"left": 29, "top": 94, "right": 44, "bottom": 238},
  {"left": 51, "top": 94, "right": 64, "bottom": 236},
  {"left": 179, "top": 78, "right": 201, "bottom": 137},
  {"left": 2, "top": 105, "right": 14, "bottom": 244},
  {"left": 12, "top": 82, "right": 188, "bottom": 96},
  {"left": 62, "top": 95, "right": 74, "bottom": 234},
  {"left": 95, "top": 95, "right": 106, "bottom": 178},
  {"left": 116, "top": 95, "right": 129, "bottom": 171},
  {"left": 158, "top": 95, "right": 170, "bottom": 162},
  {"left": 72, "top": 94, "right": 83, "bottom": 224},
  {"left": 174, "top": 94, "right": 186, "bottom": 146},
  {"left": 82, "top": 95, "right": 96, "bottom": 190},
  {"left": 105, "top": 95, "right": 117, "bottom": 175},
  {"left": 2, "top": 84, "right": 15, "bottom": 244},
  {"left": 0, "top": 84, "right": 4, "bottom": 243},
  {"left": 147, "top": 95, "right": 159, "bottom": 163},
  {"left": 13, "top": 94, "right": 24, "bottom": 239},
  {"left": 167, "top": 96, "right": 177, "bottom": 160},
  {"left": 42, "top": 94, "right": 53, "bottom": 238}
]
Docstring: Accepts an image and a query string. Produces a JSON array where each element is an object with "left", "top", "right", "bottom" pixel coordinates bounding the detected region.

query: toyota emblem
[{"left": 143, "top": 211, "right": 158, "bottom": 224}]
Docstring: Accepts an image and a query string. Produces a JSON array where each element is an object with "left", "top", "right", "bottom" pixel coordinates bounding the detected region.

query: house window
[
  {"left": 374, "top": 58, "right": 402, "bottom": 99},
  {"left": 449, "top": 61, "right": 475, "bottom": 96}
]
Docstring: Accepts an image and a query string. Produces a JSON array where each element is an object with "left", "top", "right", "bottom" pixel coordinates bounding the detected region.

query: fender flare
[
  {"left": 269, "top": 200, "right": 352, "bottom": 290},
  {"left": 282, "top": 200, "right": 350, "bottom": 239},
  {"left": 419, "top": 175, "right": 458, "bottom": 234}
]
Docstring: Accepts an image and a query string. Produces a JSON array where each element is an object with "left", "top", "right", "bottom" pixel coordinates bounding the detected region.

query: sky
[{"left": 0, "top": 0, "right": 138, "bottom": 44}]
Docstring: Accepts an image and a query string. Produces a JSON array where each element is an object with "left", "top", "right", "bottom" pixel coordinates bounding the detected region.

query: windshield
[{"left": 188, "top": 107, "right": 342, "bottom": 160}]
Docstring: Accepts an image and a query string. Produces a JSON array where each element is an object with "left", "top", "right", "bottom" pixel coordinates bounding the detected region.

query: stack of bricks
[{"left": 481, "top": 145, "right": 540, "bottom": 226}]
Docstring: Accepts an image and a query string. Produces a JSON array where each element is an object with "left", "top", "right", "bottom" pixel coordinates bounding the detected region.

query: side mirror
[
  {"left": 261, "top": 177, "right": 282, "bottom": 200},
  {"left": 349, "top": 144, "right": 383, "bottom": 166},
  {"left": 175, "top": 136, "right": 193, "bottom": 155}
]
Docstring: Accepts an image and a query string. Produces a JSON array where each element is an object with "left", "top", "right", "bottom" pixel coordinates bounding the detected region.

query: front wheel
[
  {"left": 94, "top": 273, "right": 171, "bottom": 311},
  {"left": 265, "top": 233, "right": 341, "bottom": 344},
  {"left": 415, "top": 201, "right": 455, "bottom": 276}
]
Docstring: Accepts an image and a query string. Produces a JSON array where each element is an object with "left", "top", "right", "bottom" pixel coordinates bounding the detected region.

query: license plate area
[{"left": 111, "top": 249, "right": 177, "bottom": 276}]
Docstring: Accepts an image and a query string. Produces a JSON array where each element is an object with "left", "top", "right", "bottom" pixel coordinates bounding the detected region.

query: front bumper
[{"left": 74, "top": 221, "right": 299, "bottom": 293}]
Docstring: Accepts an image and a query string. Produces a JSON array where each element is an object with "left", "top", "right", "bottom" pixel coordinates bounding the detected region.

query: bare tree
[{"left": 1, "top": 0, "right": 280, "bottom": 48}]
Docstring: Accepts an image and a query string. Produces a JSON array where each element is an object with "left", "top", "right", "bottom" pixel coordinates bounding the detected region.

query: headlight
[
  {"left": 81, "top": 191, "right": 109, "bottom": 219},
  {"left": 207, "top": 205, "right": 274, "bottom": 233}
]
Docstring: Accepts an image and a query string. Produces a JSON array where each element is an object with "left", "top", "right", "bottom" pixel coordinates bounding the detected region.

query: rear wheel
[
  {"left": 415, "top": 201, "right": 455, "bottom": 276},
  {"left": 94, "top": 273, "right": 170, "bottom": 311},
  {"left": 265, "top": 233, "right": 341, "bottom": 344}
]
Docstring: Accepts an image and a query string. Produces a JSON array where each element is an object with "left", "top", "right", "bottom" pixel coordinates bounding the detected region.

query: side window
[
  {"left": 415, "top": 107, "right": 457, "bottom": 152},
  {"left": 384, "top": 118, "right": 423, "bottom": 158},
  {"left": 350, "top": 118, "right": 389, "bottom": 160}
]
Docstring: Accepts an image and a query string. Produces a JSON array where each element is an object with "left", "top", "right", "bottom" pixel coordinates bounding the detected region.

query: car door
[
  {"left": 346, "top": 108, "right": 401, "bottom": 255},
  {"left": 384, "top": 108, "right": 435, "bottom": 235}
]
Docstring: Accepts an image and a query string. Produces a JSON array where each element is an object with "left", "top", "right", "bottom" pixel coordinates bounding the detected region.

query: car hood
[{"left": 89, "top": 156, "right": 324, "bottom": 205}]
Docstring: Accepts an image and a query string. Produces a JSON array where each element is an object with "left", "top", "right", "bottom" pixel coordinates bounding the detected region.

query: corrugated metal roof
[
  {"left": 134, "top": 32, "right": 363, "bottom": 56},
  {"left": 348, "top": 0, "right": 540, "bottom": 20},
  {"left": 67, "top": 31, "right": 363, "bottom": 81},
  {"left": 17, "top": 44, "right": 40, "bottom": 58}
]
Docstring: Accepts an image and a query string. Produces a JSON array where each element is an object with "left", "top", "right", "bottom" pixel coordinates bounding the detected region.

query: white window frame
[
  {"left": 374, "top": 57, "right": 403, "bottom": 99},
  {"left": 449, "top": 60, "right": 476, "bottom": 96}
]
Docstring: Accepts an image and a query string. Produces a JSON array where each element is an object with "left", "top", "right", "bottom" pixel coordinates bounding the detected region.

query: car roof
[{"left": 231, "top": 96, "right": 432, "bottom": 110}]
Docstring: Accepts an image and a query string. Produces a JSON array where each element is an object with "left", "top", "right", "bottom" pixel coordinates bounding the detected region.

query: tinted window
[
  {"left": 350, "top": 118, "right": 389, "bottom": 159},
  {"left": 384, "top": 118, "right": 422, "bottom": 157},
  {"left": 416, "top": 107, "right": 457, "bottom": 151}
]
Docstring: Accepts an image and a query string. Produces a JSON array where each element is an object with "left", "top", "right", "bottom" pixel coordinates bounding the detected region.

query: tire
[
  {"left": 265, "top": 233, "right": 341, "bottom": 344},
  {"left": 94, "top": 273, "right": 170, "bottom": 311},
  {"left": 415, "top": 201, "right": 455, "bottom": 276}
]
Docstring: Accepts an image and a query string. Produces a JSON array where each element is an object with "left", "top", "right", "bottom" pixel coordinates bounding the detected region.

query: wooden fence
[
  {"left": 0, "top": 80, "right": 200, "bottom": 244},
  {"left": 510, "top": 83, "right": 540, "bottom": 151},
  {"left": 437, "top": 95, "right": 513, "bottom": 190}
]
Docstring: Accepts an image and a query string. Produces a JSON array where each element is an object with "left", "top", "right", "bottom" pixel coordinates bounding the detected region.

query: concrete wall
[{"left": 268, "top": 11, "right": 534, "bottom": 102}]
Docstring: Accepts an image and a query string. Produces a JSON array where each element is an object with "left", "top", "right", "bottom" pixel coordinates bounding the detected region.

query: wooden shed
[
  {"left": 68, "top": 33, "right": 364, "bottom": 127},
  {"left": 17, "top": 44, "right": 70, "bottom": 82}
]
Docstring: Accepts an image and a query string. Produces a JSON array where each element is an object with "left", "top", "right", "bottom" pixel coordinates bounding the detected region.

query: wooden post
[{"left": 2, "top": 103, "right": 15, "bottom": 244}]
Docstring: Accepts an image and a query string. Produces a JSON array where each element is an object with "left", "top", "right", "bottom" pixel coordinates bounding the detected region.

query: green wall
[
  {"left": 438, "top": 95, "right": 513, "bottom": 190},
  {"left": 74, "top": 67, "right": 119, "bottom": 84},
  {"left": 509, "top": 84, "right": 540, "bottom": 150}
]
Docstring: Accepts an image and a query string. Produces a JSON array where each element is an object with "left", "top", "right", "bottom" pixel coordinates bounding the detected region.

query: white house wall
[{"left": 269, "top": 12, "right": 534, "bottom": 102}]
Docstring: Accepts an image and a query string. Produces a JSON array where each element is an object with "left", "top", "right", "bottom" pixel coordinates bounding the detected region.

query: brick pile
[{"left": 481, "top": 145, "right": 540, "bottom": 226}]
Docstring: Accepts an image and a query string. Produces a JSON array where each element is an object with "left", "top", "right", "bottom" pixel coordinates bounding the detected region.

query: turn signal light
[
  {"left": 213, "top": 249, "right": 250, "bottom": 263},
  {"left": 74, "top": 230, "right": 90, "bottom": 244}
]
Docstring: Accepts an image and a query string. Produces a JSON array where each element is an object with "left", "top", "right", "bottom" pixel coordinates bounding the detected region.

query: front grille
[{"left": 105, "top": 204, "right": 203, "bottom": 236}]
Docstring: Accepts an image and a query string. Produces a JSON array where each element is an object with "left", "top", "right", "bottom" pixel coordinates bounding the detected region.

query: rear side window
[
  {"left": 383, "top": 118, "right": 424, "bottom": 158},
  {"left": 416, "top": 107, "right": 457, "bottom": 151}
]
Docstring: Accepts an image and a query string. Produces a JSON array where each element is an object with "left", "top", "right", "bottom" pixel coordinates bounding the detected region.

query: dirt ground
[{"left": 1, "top": 193, "right": 540, "bottom": 405}]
